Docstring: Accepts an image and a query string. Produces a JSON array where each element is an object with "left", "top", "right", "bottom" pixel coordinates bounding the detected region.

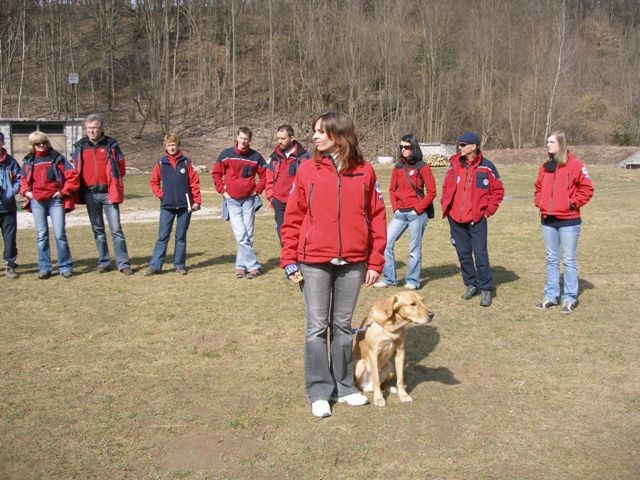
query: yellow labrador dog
[{"left": 353, "top": 292, "right": 434, "bottom": 407}]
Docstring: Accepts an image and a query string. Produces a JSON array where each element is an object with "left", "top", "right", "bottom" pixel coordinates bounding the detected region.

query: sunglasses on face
[{"left": 399, "top": 145, "right": 413, "bottom": 151}]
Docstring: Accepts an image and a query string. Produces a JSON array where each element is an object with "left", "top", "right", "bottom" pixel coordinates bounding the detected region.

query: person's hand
[
  {"left": 363, "top": 269, "right": 380, "bottom": 287},
  {"left": 192, "top": 203, "right": 201, "bottom": 212},
  {"left": 284, "top": 264, "right": 303, "bottom": 283},
  {"left": 222, "top": 192, "right": 231, "bottom": 199},
  {"left": 25, "top": 191, "right": 33, "bottom": 199},
  {"left": 53, "top": 191, "right": 62, "bottom": 199}
]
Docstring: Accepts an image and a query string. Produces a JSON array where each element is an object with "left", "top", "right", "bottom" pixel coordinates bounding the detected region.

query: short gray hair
[{"left": 85, "top": 113, "right": 104, "bottom": 128}]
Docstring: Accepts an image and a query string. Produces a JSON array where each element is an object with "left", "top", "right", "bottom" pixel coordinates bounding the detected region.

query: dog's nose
[{"left": 427, "top": 310, "right": 435, "bottom": 321}]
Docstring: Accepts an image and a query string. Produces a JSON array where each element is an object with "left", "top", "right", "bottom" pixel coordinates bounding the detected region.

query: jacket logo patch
[
  {"left": 180, "top": 168, "right": 186, "bottom": 174},
  {"left": 483, "top": 179, "right": 489, "bottom": 186},
  {"left": 582, "top": 166, "right": 590, "bottom": 179},
  {"left": 409, "top": 170, "right": 415, "bottom": 176},
  {"left": 374, "top": 181, "right": 382, "bottom": 194}
]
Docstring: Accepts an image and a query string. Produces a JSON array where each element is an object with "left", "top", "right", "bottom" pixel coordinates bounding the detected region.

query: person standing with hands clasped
[
  {"left": 441, "top": 132, "right": 504, "bottom": 307},
  {"left": 374, "top": 134, "right": 436, "bottom": 290},
  {"left": 20, "top": 131, "right": 79, "bottom": 279},
  {"left": 280, "top": 111, "right": 387, "bottom": 418},
  {"left": 534, "top": 131, "right": 593, "bottom": 314},
  {"left": 145, "top": 133, "right": 201, "bottom": 276}
]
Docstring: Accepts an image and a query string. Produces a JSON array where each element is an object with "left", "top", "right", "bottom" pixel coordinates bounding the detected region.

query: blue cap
[{"left": 457, "top": 131, "right": 481, "bottom": 145}]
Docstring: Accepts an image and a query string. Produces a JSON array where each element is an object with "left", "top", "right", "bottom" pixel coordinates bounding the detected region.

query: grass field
[{"left": 1, "top": 164, "right": 639, "bottom": 479}]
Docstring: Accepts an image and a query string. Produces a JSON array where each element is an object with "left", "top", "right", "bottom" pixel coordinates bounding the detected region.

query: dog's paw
[
  {"left": 398, "top": 392, "right": 413, "bottom": 403},
  {"left": 373, "top": 396, "right": 386, "bottom": 407}
]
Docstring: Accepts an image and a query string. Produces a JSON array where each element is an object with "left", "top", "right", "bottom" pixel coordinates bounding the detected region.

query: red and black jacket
[
  {"left": 20, "top": 149, "right": 79, "bottom": 213},
  {"left": 441, "top": 151, "right": 504, "bottom": 223},
  {"left": 534, "top": 151, "right": 593, "bottom": 221},
  {"left": 265, "top": 141, "right": 308, "bottom": 204},
  {"left": 72, "top": 135, "right": 126, "bottom": 204},
  {"left": 150, "top": 151, "right": 202, "bottom": 209},
  {"left": 280, "top": 155, "right": 387, "bottom": 272},
  {"left": 211, "top": 146, "right": 267, "bottom": 199}
]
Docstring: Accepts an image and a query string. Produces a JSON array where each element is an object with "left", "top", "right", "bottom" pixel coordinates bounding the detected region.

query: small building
[
  {"left": 0, "top": 118, "right": 84, "bottom": 161},
  {"left": 420, "top": 143, "right": 456, "bottom": 157}
]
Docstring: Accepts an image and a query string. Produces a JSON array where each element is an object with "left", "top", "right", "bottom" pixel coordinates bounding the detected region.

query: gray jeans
[{"left": 299, "top": 262, "right": 365, "bottom": 402}]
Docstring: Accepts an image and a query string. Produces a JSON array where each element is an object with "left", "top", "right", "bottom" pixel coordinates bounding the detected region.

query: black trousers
[
  {"left": 271, "top": 198, "right": 287, "bottom": 246},
  {"left": 0, "top": 210, "right": 18, "bottom": 267},
  {"left": 448, "top": 216, "right": 493, "bottom": 291}
]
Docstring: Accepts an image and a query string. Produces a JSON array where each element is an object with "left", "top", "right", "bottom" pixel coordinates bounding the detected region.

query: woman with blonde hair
[
  {"left": 534, "top": 131, "right": 594, "bottom": 314},
  {"left": 20, "top": 131, "right": 79, "bottom": 279},
  {"left": 280, "top": 111, "right": 387, "bottom": 417}
]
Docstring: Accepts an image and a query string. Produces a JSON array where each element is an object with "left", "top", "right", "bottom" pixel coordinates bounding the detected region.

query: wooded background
[{"left": 1, "top": 0, "right": 639, "bottom": 151}]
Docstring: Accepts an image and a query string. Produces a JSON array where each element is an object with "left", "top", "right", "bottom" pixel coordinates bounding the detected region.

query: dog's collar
[{"left": 351, "top": 325, "right": 368, "bottom": 335}]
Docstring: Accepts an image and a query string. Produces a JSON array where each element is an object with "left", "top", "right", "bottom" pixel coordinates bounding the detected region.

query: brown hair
[
  {"left": 164, "top": 133, "right": 180, "bottom": 147},
  {"left": 237, "top": 126, "right": 253, "bottom": 140},
  {"left": 312, "top": 111, "right": 363, "bottom": 172},
  {"left": 549, "top": 130, "right": 568, "bottom": 165}
]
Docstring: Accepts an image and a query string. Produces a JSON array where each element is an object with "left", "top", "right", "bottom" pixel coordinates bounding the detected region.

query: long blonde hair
[
  {"left": 313, "top": 111, "right": 364, "bottom": 172},
  {"left": 549, "top": 130, "right": 568, "bottom": 165}
]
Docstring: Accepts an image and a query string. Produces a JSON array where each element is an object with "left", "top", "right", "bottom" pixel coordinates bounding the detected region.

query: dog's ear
[{"left": 368, "top": 294, "right": 398, "bottom": 325}]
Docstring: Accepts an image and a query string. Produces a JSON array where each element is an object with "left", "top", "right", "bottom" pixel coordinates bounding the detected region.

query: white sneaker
[
  {"left": 404, "top": 283, "right": 418, "bottom": 290},
  {"left": 311, "top": 400, "right": 331, "bottom": 417},
  {"left": 373, "top": 281, "right": 391, "bottom": 288},
  {"left": 334, "top": 392, "right": 369, "bottom": 406}
]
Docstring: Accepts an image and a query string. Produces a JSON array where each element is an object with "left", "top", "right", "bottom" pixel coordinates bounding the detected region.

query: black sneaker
[
  {"left": 535, "top": 300, "right": 558, "bottom": 310},
  {"left": 561, "top": 301, "right": 577, "bottom": 314},
  {"left": 38, "top": 271, "right": 52, "bottom": 280},
  {"left": 479, "top": 290, "right": 492, "bottom": 307},
  {"left": 461, "top": 286, "right": 479, "bottom": 300}
]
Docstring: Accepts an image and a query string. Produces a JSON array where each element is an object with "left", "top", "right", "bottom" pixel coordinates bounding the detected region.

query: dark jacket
[
  {"left": 0, "top": 148, "right": 21, "bottom": 214},
  {"left": 150, "top": 152, "right": 202, "bottom": 209}
]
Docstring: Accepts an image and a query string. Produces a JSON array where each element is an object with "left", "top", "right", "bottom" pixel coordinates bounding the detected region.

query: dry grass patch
[{"left": 1, "top": 165, "right": 639, "bottom": 479}]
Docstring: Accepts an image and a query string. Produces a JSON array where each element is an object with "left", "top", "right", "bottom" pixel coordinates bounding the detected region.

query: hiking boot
[
  {"left": 144, "top": 267, "right": 159, "bottom": 276},
  {"left": 97, "top": 265, "right": 111, "bottom": 273},
  {"left": 561, "top": 301, "right": 577, "bottom": 314},
  {"left": 246, "top": 269, "right": 261, "bottom": 279},
  {"left": 120, "top": 267, "right": 133, "bottom": 276},
  {"left": 5, "top": 266, "right": 17, "bottom": 280},
  {"left": 38, "top": 271, "right": 51, "bottom": 280},
  {"left": 479, "top": 290, "right": 492, "bottom": 307},
  {"left": 61, "top": 271, "right": 73, "bottom": 279},
  {"left": 235, "top": 268, "right": 246, "bottom": 279},
  {"left": 461, "top": 285, "right": 478, "bottom": 300},
  {"left": 535, "top": 300, "right": 558, "bottom": 310},
  {"left": 175, "top": 268, "right": 187, "bottom": 275}
]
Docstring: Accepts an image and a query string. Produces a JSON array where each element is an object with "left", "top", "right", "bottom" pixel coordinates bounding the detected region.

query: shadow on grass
[{"left": 405, "top": 325, "right": 460, "bottom": 391}]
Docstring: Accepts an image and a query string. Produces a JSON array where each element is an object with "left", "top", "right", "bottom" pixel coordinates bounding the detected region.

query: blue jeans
[
  {"left": 149, "top": 207, "right": 191, "bottom": 271},
  {"left": 541, "top": 223, "right": 581, "bottom": 303},
  {"left": 30, "top": 197, "right": 72, "bottom": 274},
  {"left": 226, "top": 196, "right": 260, "bottom": 271},
  {"left": 84, "top": 191, "right": 130, "bottom": 270},
  {"left": 299, "top": 262, "right": 365, "bottom": 402},
  {"left": 381, "top": 210, "right": 428, "bottom": 287}
]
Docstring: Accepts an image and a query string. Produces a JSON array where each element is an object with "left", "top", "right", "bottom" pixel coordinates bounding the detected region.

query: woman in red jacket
[
  {"left": 534, "top": 131, "right": 594, "bottom": 314},
  {"left": 374, "top": 134, "right": 436, "bottom": 289},
  {"left": 20, "top": 131, "right": 79, "bottom": 279},
  {"left": 280, "top": 111, "right": 387, "bottom": 418}
]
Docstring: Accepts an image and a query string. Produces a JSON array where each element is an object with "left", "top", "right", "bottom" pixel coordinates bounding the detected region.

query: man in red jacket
[
  {"left": 265, "top": 125, "right": 307, "bottom": 245},
  {"left": 441, "top": 132, "right": 504, "bottom": 307},
  {"left": 72, "top": 113, "right": 132, "bottom": 275},
  {"left": 212, "top": 127, "right": 267, "bottom": 278}
]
